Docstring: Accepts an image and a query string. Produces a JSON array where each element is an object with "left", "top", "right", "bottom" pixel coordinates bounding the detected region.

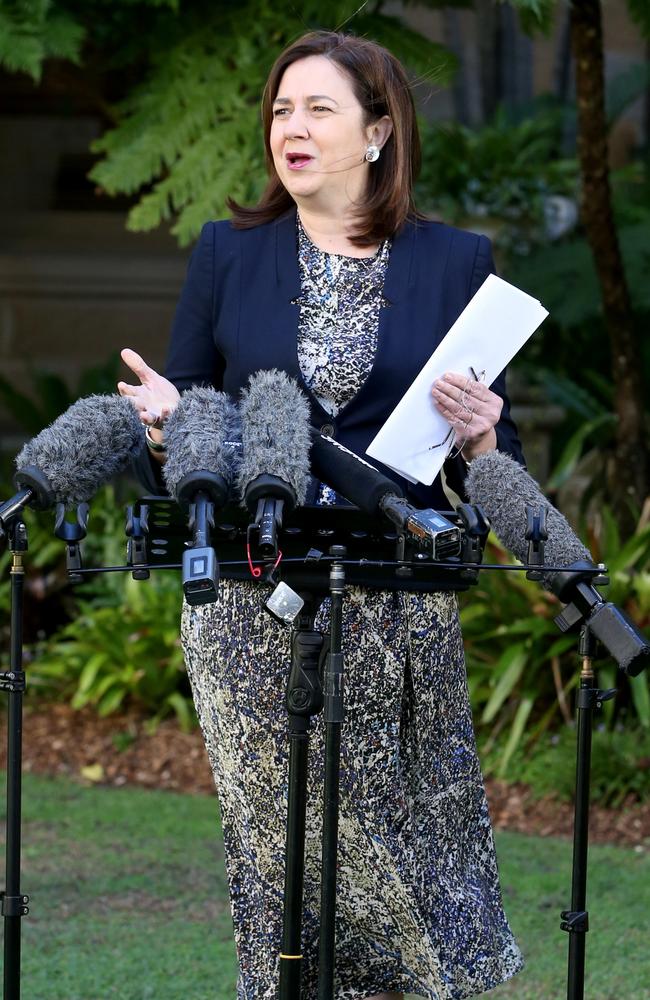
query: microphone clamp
[
  {"left": 553, "top": 564, "right": 650, "bottom": 677},
  {"left": 54, "top": 503, "right": 89, "bottom": 583},
  {"left": 457, "top": 503, "right": 491, "bottom": 567},
  {"left": 182, "top": 495, "right": 219, "bottom": 605},
  {"left": 0, "top": 489, "right": 35, "bottom": 538},
  {"left": 176, "top": 473, "right": 226, "bottom": 605},
  {"left": 12, "top": 465, "right": 56, "bottom": 511},
  {"left": 525, "top": 505, "right": 548, "bottom": 581},
  {"left": 244, "top": 474, "right": 297, "bottom": 560}
]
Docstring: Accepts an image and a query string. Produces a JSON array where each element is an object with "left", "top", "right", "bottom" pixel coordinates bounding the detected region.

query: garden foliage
[
  {"left": 0, "top": 483, "right": 194, "bottom": 730},
  {"left": 417, "top": 100, "right": 577, "bottom": 256},
  {"left": 1, "top": 1, "right": 649, "bottom": 793},
  {"left": 461, "top": 521, "right": 650, "bottom": 781}
]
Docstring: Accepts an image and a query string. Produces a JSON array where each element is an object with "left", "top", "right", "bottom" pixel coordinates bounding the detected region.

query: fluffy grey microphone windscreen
[
  {"left": 162, "top": 386, "right": 240, "bottom": 499},
  {"left": 465, "top": 450, "right": 592, "bottom": 589},
  {"left": 237, "top": 369, "right": 311, "bottom": 505},
  {"left": 15, "top": 394, "right": 144, "bottom": 508}
]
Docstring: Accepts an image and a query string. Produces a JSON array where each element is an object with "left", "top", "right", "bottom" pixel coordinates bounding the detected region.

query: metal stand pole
[
  {"left": 561, "top": 626, "right": 616, "bottom": 1000},
  {"left": 1, "top": 519, "right": 31, "bottom": 1000},
  {"left": 318, "top": 546, "right": 346, "bottom": 1000},
  {"left": 279, "top": 598, "right": 325, "bottom": 1000}
]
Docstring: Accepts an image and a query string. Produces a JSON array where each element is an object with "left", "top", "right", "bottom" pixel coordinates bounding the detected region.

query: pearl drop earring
[{"left": 365, "top": 144, "right": 380, "bottom": 163}]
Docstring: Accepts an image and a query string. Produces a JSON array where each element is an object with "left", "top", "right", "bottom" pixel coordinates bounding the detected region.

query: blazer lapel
[
  {"left": 382, "top": 217, "right": 417, "bottom": 304},
  {"left": 275, "top": 207, "right": 301, "bottom": 300}
]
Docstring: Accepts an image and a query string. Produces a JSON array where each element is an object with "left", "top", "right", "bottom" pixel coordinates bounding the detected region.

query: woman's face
[{"left": 270, "top": 55, "right": 373, "bottom": 212}]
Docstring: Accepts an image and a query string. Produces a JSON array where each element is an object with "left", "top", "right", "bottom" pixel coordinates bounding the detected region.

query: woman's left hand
[{"left": 431, "top": 372, "right": 502, "bottom": 460}]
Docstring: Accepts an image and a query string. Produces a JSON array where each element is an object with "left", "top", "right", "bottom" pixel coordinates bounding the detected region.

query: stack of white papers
[{"left": 366, "top": 274, "right": 548, "bottom": 485}]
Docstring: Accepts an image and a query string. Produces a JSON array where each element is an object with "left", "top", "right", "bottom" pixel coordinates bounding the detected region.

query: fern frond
[{"left": 0, "top": 1, "right": 84, "bottom": 81}]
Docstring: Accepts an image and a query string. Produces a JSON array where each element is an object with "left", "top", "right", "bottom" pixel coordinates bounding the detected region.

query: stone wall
[{"left": 0, "top": 208, "right": 186, "bottom": 452}]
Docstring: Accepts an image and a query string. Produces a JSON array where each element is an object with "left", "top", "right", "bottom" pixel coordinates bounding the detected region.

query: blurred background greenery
[{"left": 0, "top": 0, "right": 649, "bottom": 806}]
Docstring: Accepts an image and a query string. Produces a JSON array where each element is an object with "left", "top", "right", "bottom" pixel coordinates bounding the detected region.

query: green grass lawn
[{"left": 1, "top": 773, "right": 649, "bottom": 999}]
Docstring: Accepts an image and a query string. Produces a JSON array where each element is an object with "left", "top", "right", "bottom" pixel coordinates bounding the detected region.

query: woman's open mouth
[{"left": 286, "top": 152, "right": 313, "bottom": 170}]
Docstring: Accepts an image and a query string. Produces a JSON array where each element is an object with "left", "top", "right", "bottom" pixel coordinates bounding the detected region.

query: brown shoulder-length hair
[{"left": 227, "top": 30, "right": 423, "bottom": 246}]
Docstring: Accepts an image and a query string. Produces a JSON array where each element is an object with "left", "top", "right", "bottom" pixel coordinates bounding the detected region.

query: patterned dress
[{"left": 181, "top": 218, "right": 523, "bottom": 999}]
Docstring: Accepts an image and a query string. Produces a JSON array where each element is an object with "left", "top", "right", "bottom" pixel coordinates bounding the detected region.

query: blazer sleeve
[
  {"left": 443, "top": 234, "right": 525, "bottom": 502},
  {"left": 133, "top": 222, "right": 226, "bottom": 493},
  {"left": 164, "top": 221, "right": 226, "bottom": 391}
]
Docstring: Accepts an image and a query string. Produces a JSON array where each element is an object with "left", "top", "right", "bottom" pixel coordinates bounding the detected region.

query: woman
[{"left": 119, "top": 31, "right": 524, "bottom": 1000}]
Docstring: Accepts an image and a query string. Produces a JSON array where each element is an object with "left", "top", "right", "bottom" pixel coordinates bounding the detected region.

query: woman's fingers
[
  {"left": 117, "top": 380, "right": 140, "bottom": 398},
  {"left": 120, "top": 348, "right": 156, "bottom": 384},
  {"left": 433, "top": 372, "right": 489, "bottom": 406},
  {"left": 118, "top": 348, "right": 181, "bottom": 427}
]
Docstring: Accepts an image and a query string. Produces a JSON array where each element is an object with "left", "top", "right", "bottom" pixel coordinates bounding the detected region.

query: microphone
[
  {"left": 1, "top": 394, "right": 144, "bottom": 535},
  {"left": 162, "top": 386, "right": 240, "bottom": 604},
  {"left": 465, "top": 450, "right": 591, "bottom": 592},
  {"left": 466, "top": 450, "right": 650, "bottom": 676},
  {"left": 310, "top": 433, "right": 461, "bottom": 559},
  {"left": 237, "top": 370, "right": 311, "bottom": 558}
]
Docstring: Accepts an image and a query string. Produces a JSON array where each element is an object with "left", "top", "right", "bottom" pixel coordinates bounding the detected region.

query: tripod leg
[
  {"left": 280, "top": 730, "right": 310, "bottom": 999},
  {"left": 318, "top": 551, "right": 345, "bottom": 1000},
  {"left": 279, "top": 621, "right": 324, "bottom": 1000},
  {"left": 565, "top": 673, "right": 593, "bottom": 1000},
  {"left": 561, "top": 629, "right": 616, "bottom": 1000}
]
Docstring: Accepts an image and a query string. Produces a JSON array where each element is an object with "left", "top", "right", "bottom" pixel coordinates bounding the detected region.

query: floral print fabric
[{"left": 181, "top": 586, "right": 522, "bottom": 999}]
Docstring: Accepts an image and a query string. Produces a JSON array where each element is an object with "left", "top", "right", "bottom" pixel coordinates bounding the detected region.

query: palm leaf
[
  {"left": 498, "top": 696, "right": 535, "bottom": 777},
  {"left": 481, "top": 645, "right": 528, "bottom": 724}
]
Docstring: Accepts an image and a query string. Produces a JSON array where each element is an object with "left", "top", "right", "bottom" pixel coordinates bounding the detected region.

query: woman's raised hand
[{"left": 117, "top": 348, "right": 180, "bottom": 427}]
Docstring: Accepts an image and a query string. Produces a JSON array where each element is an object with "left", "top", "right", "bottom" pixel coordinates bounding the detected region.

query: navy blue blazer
[{"left": 160, "top": 208, "right": 523, "bottom": 511}]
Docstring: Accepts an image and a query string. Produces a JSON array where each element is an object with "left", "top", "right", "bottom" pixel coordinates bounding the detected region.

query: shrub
[
  {"left": 480, "top": 725, "right": 650, "bottom": 807},
  {"left": 463, "top": 513, "right": 650, "bottom": 778},
  {"left": 28, "top": 570, "right": 193, "bottom": 731}
]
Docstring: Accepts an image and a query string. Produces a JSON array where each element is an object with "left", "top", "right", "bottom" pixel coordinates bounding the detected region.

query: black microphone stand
[
  {"left": 559, "top": 625, "right": 616, "bottom": 1000},
  {"left": 0, "top": 496, "right": 89, "bottom": 1000},
  {"left": 534, "top": 522, "right": 649, "bottom": 1000},
  {"left": 279, "top": 591, "right": 326, "bottom": 999},
  {"left": 317, "top": 546, "right": 345, "bottom": 1000},
  {"left": 0, "top": 516, "right": 31, "bottom": 1000},
  {"left": 276, "top": 544, "right": 347, "bottom": 1000}
]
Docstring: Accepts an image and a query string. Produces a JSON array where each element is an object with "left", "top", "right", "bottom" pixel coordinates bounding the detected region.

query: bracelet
[{"left": 144, "top": 424, "right": 167, "bottom": 453}]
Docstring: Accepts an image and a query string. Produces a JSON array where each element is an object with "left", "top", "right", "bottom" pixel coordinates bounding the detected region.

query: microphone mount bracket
[
  {"left": 525, "top": 505, "right": 548, "bottom": 581},
  {"left": 182, "top": 491, "right": 219, "bottom": 605},
  {"left": 0, "top": 489, "right": 34, "bottom": 539},
  {"left": 125, "top": 504, "right": 150, "bottom": 580},
  {"left": 457, "top": 503, "right": 490, "bottom": 571},
  {"left": 54, "top": 503, "right": 89, "bottom": 583},
  {"left": 554, "top": 577, "right": 650, "bottom": 677}
]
